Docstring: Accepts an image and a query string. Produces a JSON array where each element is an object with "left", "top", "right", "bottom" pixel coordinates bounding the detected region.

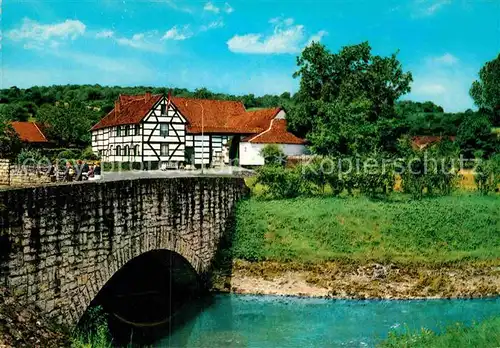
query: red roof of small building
[
  {"left": 243, "top": 119, "right": 306, "bottom": 144},
  {"left": 11, "top": 122, "right": 48, "bottom": 143},
  {"left": 412, "top": 135, "right": 456, "bottom": 149}
]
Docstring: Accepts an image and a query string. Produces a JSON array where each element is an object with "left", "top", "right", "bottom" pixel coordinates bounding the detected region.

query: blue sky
[{"left": 2, "top": 0, "right": 500, "bottom": 112}]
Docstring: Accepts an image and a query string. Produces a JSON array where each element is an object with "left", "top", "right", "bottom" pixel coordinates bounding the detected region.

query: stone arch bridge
[{"left": 0, "top": 177, "right": 248, "bottom": 325}]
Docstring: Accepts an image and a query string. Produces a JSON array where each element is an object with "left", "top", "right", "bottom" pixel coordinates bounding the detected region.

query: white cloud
[
  {"left": 405, "top": 54, "right": 476, "bottom": 112},
  {"left": 204, "top": 2, "right": 220, "bottom": 13},
  {"left": 227, "top": 17, "right": 318, "bottom": 54},
  {"left": 200, "top": 20, "right": 224, "bottom": 32},
  {"left": 96, "top": 30, "right": 114, "bottom": 39},
  {"left": 116, "top": 31, "right": 164, "bottom": 52},
  {"left": 224, "top": 2, "right": 234, "bottom": 14},
  {"left": 431, "top": 53, "right": 459, "bottom": 65},
  {"left": 413, "top": 83, "right": 447, "bottom": 95},
  {"left": 162, "top": 25, "right": 193, "bottom": 41},
  {"left": 307, "top": 30, "right": 328, "bottom": 45},
  {"left": 7, "top": 18, "right": 86, "bottom": 49},
  {"left": 159, "top": 0, "right": 194, "bottom": 14},
  {"left": 413, "top": 0, "right": 451, "bottom": 17}
]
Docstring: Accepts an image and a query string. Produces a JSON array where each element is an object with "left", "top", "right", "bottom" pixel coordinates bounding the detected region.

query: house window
[
  {"left": 160, "top": 144, "right": 169, "bottom": 156},
  {"left": 135, "top": 124, "right": 140, "bottom": 136},
  {"left": 134, "top": 145, "right": 140, "bottom": 156},
  {"left": 116, "top": 127, "right": 121, "bottom": 137},
  {"left": 161, "top": 104, "right": 166, "bottom": 115},
  {"left": 124, "top": 126, "right": 129, "bottom": 137},
  {"left": 124, "top": 145, "right": 129, "bottom": 156},
  {"left": 160, "top": 123, "right": 169, "bottom": 137},
  {"left": 116, "top": 146, "right": 121, "bottom": 156}
]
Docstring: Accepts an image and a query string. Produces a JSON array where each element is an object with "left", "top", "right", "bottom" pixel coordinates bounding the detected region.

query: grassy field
[
  {"left": 379, "top": 316, "right": 500, "bottom": 348},
  {"left": 232, "top": 194, "right": 500, "bottom": 265}
]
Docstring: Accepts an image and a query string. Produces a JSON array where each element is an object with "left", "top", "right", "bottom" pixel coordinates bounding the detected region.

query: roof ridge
[{"left": 32, "top": 122, "right": 48, "bottom": 142}]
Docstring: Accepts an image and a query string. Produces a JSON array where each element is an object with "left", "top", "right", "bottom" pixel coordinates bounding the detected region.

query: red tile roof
[
  {"left": 243, "top": 119, "right": 306, "bottom": 144},
  {"left": 171, "top": 97, "right": 250, "bottom": 133},
  {"left": 11, "top": 122, "right": 48, "bottom": 143},
  {"left": 412, "top": 135, "right": 456, "bottom": 149},
  {"left": 226, "top": 107, "right": 281, "bottom": 134},
  {"left": 90, "top": 94, "right": 305, "bottom": 146},
  {"left": 91, "top": 94, "right": 162, "bottom": 130}
]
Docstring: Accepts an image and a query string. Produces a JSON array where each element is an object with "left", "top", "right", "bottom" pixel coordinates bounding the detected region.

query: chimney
[
  {"left": 145, "top": 91, "right": 151, "bottom": 102},
  {"left": 115, "top": 100, "right": 120, "bottom": 114}
]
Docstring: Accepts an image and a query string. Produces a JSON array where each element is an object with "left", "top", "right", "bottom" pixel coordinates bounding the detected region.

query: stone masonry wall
[
  {"left": 0, "top": 177, "right": 248, "bottom": 325},
  {"left": 0, "top": 159, "right": 52, "bottom": 187},
  {"left": 0, "top": 160, "right": 9, "bottom": 186}
]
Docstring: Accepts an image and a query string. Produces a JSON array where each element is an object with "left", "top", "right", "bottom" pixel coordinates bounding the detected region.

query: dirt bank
[
  {"left": 0, "top": 288, "right": 69, "bottom": 347},
  {"left": 213, "top": 261, "right": 500, "bottom": 299}
]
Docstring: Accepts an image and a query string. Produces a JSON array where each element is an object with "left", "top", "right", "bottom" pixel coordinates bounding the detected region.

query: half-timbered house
[{"left": 91, "top": 93, "right": 306, "bottom": 168}]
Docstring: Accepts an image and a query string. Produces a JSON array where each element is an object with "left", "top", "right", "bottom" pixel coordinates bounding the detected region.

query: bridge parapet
[{"left": 0, "top": 177, "right": 248, "bottom": 325}]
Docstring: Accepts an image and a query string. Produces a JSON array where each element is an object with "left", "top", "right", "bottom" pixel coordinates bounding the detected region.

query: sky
[{"left": 2, "top": 0, "right": 500, "bottom": 112}]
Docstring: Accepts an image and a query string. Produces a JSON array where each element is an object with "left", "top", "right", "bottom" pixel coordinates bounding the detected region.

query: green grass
[
  {"left": 233, "top": 194, "right": 500, "bottom": 265},
  {"left": 379, "top": 316, "right": 500, "bottom": 348}
]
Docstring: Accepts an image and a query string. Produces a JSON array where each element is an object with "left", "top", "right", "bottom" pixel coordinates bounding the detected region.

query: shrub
[
  {"left": 401, "top": 150, "right": 460, "bottom": 199},
  {"left": 256, "top": 165, "right": 307, "bottom": 199},
  {"left": 356, "top": 160, "right": 395, "bottom": 197},
  {"left": 301, "top": 157, "right": 328, "bottom": 193},
  {"left": 16, "top": 148, "right": 46, "bottom": 165},
  {"left": 260, "top": 144, "right": 286, "bottom": 166},
  {"left": 81, "top": 146, "right": 99, "bottom": 160},
  {"left": 71, "top": 306, "right": 111, "bottom": 348},
  {"left": 57, "top": 149, "right": 80, "bottom": 160},
  {"left": 475, "top": 154, "right": 500, "bottom": 195}
]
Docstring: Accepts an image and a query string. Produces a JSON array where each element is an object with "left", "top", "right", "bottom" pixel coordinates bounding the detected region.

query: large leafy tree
[
  {"left": 470, "top": 53, "right": 500, "bottom": 126},
  {"left": 288, "top": 41, "right": 413, "bottom": 156},
  {"left": 0, "top": 114, "right": 21, "bottom": 158},
  {"left": 36, "top": 102, "right": 101, "bottom": 146},
  {"left": 457, "top": 112, "right": 498, "bottom": 159}
]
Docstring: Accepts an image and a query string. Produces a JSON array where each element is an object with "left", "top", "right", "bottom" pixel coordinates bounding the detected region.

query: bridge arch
[{"left": 0, "top": 177, "right": 248, "bottom": 325}]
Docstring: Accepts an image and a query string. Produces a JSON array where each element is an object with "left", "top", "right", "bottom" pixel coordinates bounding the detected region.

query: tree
[
  {"left": 470, "top": 53, "right": 500, "bottom": 126},
  {"left": 288, "top": 41, "right": 413, "bottom": 156},
  {"left": 0, "top": 103, "right": 31, "bottom": 121},
  {"left": 456, "top": 112, "right": 496, "bottom": 159},
  {"left": 36, "top": 102, "right": 100, "bottom": 146},
  {"left": 0, "top": 114, "right": 21, "bottom": 158}
]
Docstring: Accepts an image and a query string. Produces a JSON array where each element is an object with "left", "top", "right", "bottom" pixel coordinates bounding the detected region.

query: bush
[
  {"left": 401, "top": 150, "right": 460, "bottom": 199},
  {"left": 81, "top": 146, "right": 99, "bottom": 160},
  {"left": 356, "top": 162, "right": 395, "bottom": 197},
  {"left": 475, "top": 154, "right": 500, "bottom": 195},
  {"left": 16, "top": 148, "right": 49, "bottom": 166},
  {"left": 301, "top": 157, "right": 328, "bottom": 193},
  {"left": 71, "top": 306, "right": 111, "bottom": 348},
  {"left": 260, "top": 144, "right": 286, "bottom": 166},
  {"left": 57, "top": 149, "right": 80, "bottom": 160},
  {"left": 255, "top": 165, "right": 308, "bottom": 199}
]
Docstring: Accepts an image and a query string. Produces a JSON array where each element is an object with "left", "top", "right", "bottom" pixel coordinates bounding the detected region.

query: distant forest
[{"left": 0, "top": 84, "right": 491, "bottom": 144}]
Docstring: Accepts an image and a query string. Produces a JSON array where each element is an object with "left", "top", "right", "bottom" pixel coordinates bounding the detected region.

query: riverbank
[
  {"left": 221, "top": 194, "right": 500, "bottom": 299},
  {"left": 216, "top": 260, "right": 500, "bottom": 299},
  {"left": 0, "top": 288, "right": 69, "bottom": 347}
]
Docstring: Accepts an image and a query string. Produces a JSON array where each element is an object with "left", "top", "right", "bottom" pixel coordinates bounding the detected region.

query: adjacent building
[
  {"left": 91, "top": 93, "right": 306, "bottom": 167},
  {"left": 11, "top": 121, "right": 50, "bottom": 146}
]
